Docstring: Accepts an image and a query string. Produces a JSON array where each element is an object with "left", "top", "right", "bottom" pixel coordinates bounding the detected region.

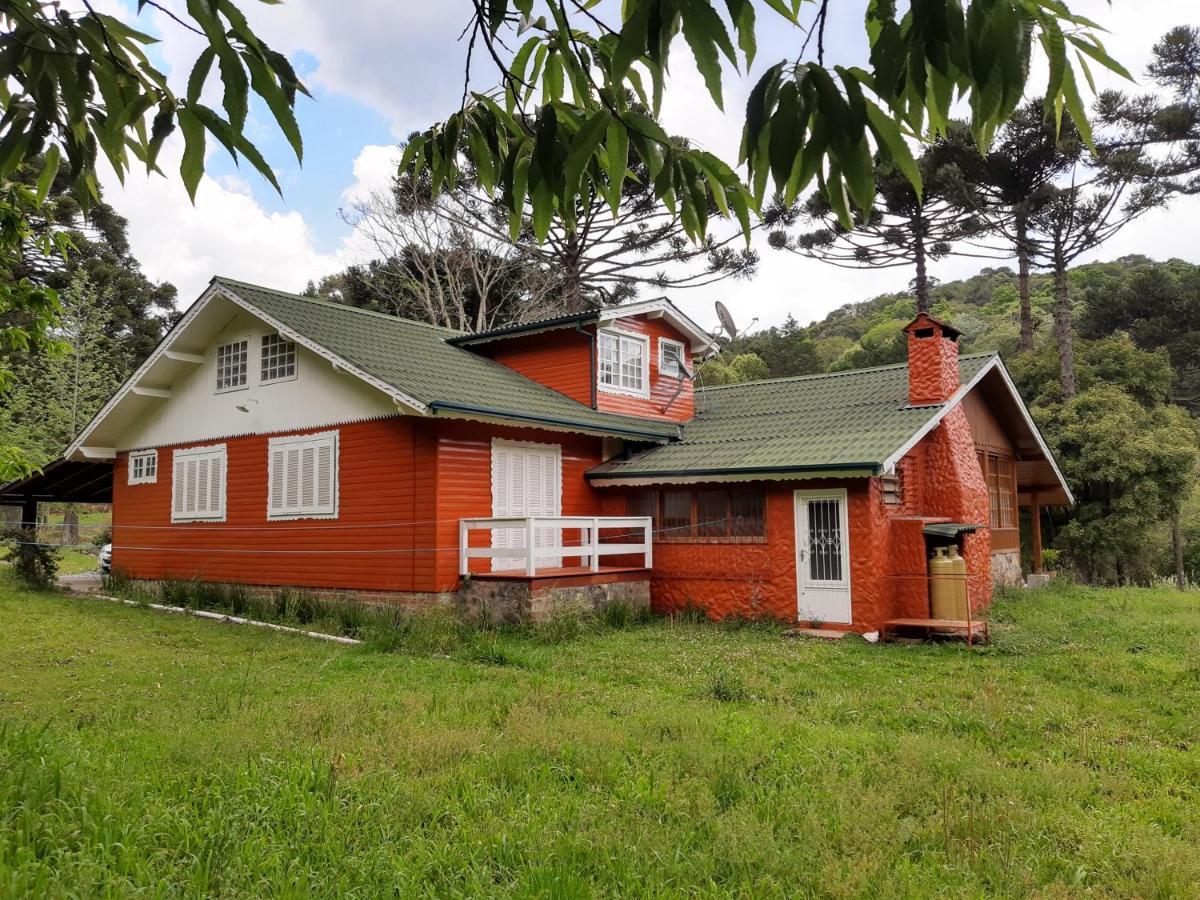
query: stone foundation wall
[
  {"left": 460, "top": 577, "right": 651, "bottom": 624},
  {"left": 991, "top": 551, "right": 1023, "bottom": 587},
  {"left": 123, "top": 576, "right": 650, "bottom": 624}
]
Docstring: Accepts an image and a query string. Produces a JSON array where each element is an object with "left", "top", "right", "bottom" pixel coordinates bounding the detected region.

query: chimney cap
[{"left": 903, "top": 311, "right": 962, "bottom": 341}]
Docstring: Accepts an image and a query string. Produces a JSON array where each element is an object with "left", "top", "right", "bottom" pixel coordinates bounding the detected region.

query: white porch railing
[{"left": 458, "top": 516, "right": 653, "bottom": 577}]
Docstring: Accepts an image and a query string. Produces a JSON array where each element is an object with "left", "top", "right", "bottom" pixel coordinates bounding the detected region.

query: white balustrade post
[
  {"left": 643, "top": 518, "right": 653, "bottom": 569},
  {"left": 459, "top": 520, "right": 467, "bottom": 576},
  {"left": 590, "top": 517, "right": 600, "bottom": 572},
  {"left": 526, "top": 517, "right": 536, "bottom": 576}
]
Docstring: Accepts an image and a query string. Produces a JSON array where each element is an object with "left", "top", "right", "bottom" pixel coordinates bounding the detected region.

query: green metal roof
[
  {"left": 588, "top": 354, "right": 995, "bottom": 480},
  {"left": 213, "top": 278, "right": 679, "bottom": 441}
]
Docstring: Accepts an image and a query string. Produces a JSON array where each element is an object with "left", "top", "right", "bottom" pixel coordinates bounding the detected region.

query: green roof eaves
[
  {"left": 587, "top": 463, "right": 880, "bottom": 480},
  {"left": 429, "top": 402, "right": 675, "bottom": 441}
]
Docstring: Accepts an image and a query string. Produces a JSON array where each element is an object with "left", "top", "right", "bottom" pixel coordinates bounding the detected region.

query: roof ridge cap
[
  {"left": 213, "top": 277, "right": 465, "bottom": 335},
  {"left": 698, "top": 352, "right": 998, "bottom": 391}
]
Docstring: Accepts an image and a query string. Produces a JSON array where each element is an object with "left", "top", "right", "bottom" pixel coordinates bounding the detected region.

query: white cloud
[
  {"left": 103, "top": 141, "right": 345, "bottom": 306},
  {"left": 96, "top": 0, "right": 1200, "bottom": 331},
  {"left": 340, "top": 144, "right": 400, "bottom": 206}
]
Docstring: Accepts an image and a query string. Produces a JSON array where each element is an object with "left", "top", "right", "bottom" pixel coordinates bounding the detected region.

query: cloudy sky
[{"left": 96, "top": 1, "right": 1199, "bottom": 334}]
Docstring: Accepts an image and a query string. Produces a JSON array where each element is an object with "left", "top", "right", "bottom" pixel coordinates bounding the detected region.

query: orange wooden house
[{"left": 11, "top": 278, "right": 1071, "bottom": 634}]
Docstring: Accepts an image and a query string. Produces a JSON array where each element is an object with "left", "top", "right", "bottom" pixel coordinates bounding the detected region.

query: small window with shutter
[
  {"left": 172, "top": 444, "right": 227, "bottom": 522},
  {"left": 267, "top": 431, "right": 339, "bottom": 520}
]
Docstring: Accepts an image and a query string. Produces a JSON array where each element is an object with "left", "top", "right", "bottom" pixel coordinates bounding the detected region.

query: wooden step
[{"left": 881, "top": 617, "right": 989, "bottom": 644}]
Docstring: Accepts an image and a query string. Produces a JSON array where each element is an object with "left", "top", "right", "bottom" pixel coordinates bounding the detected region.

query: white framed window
[
  {"left": 128, "top": 450, "right": 158, "bottom": 485},
  {"left": 260, "top": 333, "right": 297, "bottom": 383},
  {"left": 597, "top": 328, "right": 649, "bottom": 398},
  {"left": 172, "top": 444, "right": 227, "bottom": 522},
  {"left": 215, "top": 339, "right": 249, "bottom": 392},
  {"left": 659, "top": 338, "right": 686, "bottom": 378},
  {"left": 267, "top": 431, "right": 339, "bottom": 520}
]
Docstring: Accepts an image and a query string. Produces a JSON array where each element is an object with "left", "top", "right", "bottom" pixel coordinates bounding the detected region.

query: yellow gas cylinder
[{"left": 929, "top": 546, "right": 969, "bottom": 619}]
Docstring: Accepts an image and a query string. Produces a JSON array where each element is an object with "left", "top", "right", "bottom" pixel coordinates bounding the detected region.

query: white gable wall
[{"left": 119, "top": 310, "right": 397, "bottom": 451}]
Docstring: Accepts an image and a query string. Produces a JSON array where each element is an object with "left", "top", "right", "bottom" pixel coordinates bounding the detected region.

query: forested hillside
[
  {"left": 708, "top": 256, "right": 1199, "bottom": 405},
  {"left": 704, "top": 255, "right": 1200, "bottom": 585}
]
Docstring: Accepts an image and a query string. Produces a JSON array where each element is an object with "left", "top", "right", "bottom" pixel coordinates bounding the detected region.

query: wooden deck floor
[
  {"left": 472, "top": 566, "right": 649, "bottom": 584},
  {"left": 881, "top": 617, "right": 989, "bottom": 643}
]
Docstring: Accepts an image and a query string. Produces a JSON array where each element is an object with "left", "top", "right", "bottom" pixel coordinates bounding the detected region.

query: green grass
[
  {"left": 0, "top": 578, "right": 1197, "bottom": 897},
  {"left": 55, "top": 547, "right": 100, "bottom": 576}
]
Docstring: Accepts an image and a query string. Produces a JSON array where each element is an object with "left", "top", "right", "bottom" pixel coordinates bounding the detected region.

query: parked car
[{"left": 99, "top": 543, "right": 112, "bottom": 575}]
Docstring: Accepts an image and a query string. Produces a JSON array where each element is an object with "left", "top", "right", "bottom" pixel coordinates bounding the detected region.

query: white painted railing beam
[{"left": 458, "top": 515, "right": 653, "bottom": 577}]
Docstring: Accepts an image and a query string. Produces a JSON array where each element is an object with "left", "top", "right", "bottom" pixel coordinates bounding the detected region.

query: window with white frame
[
  {"left": 597, "top": 329, "right": 649, "bottom": 397},
  {"left": 267, "top": 431, "right": 338, "bottom": 519},
  {"left": 215, "top": 339, "right": 248, "bottom": 391},
  {"left": 172, "top": 445, "right": 227, "bottom": 521},
  {"left": 260, "top": 333, "right": 297, "bottom": 383},
  {"left": 128, "top": 450, "right": 158, "bottom": 485},
  {"left": 659, "top": 338, "right": 686, "bottom": 378}
]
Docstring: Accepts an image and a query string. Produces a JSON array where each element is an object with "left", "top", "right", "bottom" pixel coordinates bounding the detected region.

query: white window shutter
[
  {"left": 173, "top": 457, "right": 183, "bottom": 513},
  {"left": 172, "top": 445, "right": 227, "bottom": 522},
  {"left": 266, "top": 431, "right": 338, "bottom": 519},
  {"left": 300, "top": 445, "right": 316, "bottom": 509},
  {"left": 185, "top": 459, "right": 198, "bottom": 514},
  {"left": 269, "top": 448, "right": 286, "bottom": 514},
  {"left": 208, "top": 456, "right": 223, "bottom": 517},
  {"left": 315, "top": 442, "right": 334, "bottom": 513}
]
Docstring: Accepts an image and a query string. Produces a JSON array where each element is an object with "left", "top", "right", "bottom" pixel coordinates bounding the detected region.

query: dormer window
[
  {"left": 215, "top": 339, "right": 248, "bottom": 392},
  {"left": 598, "top": 328, "right": 649, "bottom": 398},
  {"left": 660, "top": 338, "right": 685, "bottom": 378}
]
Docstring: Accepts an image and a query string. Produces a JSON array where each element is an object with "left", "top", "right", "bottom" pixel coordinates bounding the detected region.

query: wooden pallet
[{"left": 881, "top": 617, "right": 989, "bottom": 645}]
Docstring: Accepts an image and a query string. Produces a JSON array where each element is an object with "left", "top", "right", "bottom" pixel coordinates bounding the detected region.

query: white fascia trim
[
  {"left": 67, "top": 283, "right": 429, "bottom": 462},
  {"left": 67, "top": 284, "right": 228, "bottom": 460},
  {"left": 598, "top": 298, "right": 718, "bottom": 354},
  {"left": 214, "top": 286, "right": 428, "bottom": 416},
  {"left": 878, "top": 356, "right": 1074, "bottom": 507}
]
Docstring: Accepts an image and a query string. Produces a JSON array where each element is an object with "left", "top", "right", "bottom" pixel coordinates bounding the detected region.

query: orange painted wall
[
  {"left": 477, "top": 330, "right": 593, "bottom": 406},
  {"left": 111, "top": 415, "right": 608, "bottom": 595},
  {"left": 622, "top": 406, "right": 995, "bottom": 631},
  {"left": 480, "top": 317, "right": 696, "bottom": 422},
  {"left": 428, "top": 419, "right": 607, "bottom": 587},
  {"left": 111, "top": 417, "right": 426, "bottom": 591},
  {"left": 594, "top": 317, "right": 695, "bottom": 422}
]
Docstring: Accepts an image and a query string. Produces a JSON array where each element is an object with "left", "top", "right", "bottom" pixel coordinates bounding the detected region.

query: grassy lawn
[{"left": 1, "top": 579, "right": 1197, "bottom": 897}]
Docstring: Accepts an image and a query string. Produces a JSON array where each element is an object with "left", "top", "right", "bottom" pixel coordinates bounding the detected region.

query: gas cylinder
[{"left": 929, "top": 546, "right": 969, "bottom": 619}]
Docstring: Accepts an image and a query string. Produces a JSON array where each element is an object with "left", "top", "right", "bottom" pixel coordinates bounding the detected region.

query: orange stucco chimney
[{"left": 903, "top": 313, "right": 962, "bottom": 405}]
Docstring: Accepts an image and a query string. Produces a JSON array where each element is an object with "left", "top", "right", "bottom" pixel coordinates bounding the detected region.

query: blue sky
[{"left": 96, "top": 1, "right": 1200, "bottom": 332}]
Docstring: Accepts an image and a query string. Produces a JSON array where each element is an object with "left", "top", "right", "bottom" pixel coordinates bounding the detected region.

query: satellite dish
[{"left": 715, "top": 300, "right": 738, "bottom": 339}]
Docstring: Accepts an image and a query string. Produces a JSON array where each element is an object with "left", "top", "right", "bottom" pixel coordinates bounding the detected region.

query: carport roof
[{"left": 0, "top": 459, "right": 112, "bottom": 505}]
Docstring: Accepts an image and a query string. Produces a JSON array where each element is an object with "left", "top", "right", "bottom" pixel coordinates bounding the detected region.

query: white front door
[
  {"left": 491, "top": 440, "right": 562, "bottom": 571},
  {"left": 794, "top": 489, "right": 852, "bottom": 623}
]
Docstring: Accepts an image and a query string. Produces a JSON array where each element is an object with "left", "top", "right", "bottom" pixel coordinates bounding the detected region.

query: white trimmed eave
[
  {"left": 66, "top": 282, "right": 428, "bottom": 461},
  {"left": 598, "top": 298, "right": 719, "bottom": 355},
  {"left": 878, "top": 356, "right": 1074, "bottom": 507}
]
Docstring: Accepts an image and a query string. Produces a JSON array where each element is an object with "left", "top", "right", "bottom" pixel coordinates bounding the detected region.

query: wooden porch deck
[
  {"left": 881, "top": 617, "right": 989, "bottom": 644},
  {"left": 471, "top": 565, "right": 650, "bottom": 588}
]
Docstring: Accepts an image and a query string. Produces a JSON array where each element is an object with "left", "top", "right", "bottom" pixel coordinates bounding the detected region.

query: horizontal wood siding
[
  {"left": 431, "top": 419, "right": 608, "bottom": 586},
  {"left": 478, "top": 330, "right": 593, "bottom": 405},
  {"left": 112, "top": 417, "right": 420, "bottom": 591},
  {"left": 594, "top": 317, "right": 695, "bottom": 422},
  {"left": 962, "top": 390, "right": 1014, "bottom": 453}
]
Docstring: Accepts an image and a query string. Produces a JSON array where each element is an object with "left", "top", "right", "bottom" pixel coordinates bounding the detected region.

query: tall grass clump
[{"left": 706, "top": 665, "right": 750, "bottom": 703}]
